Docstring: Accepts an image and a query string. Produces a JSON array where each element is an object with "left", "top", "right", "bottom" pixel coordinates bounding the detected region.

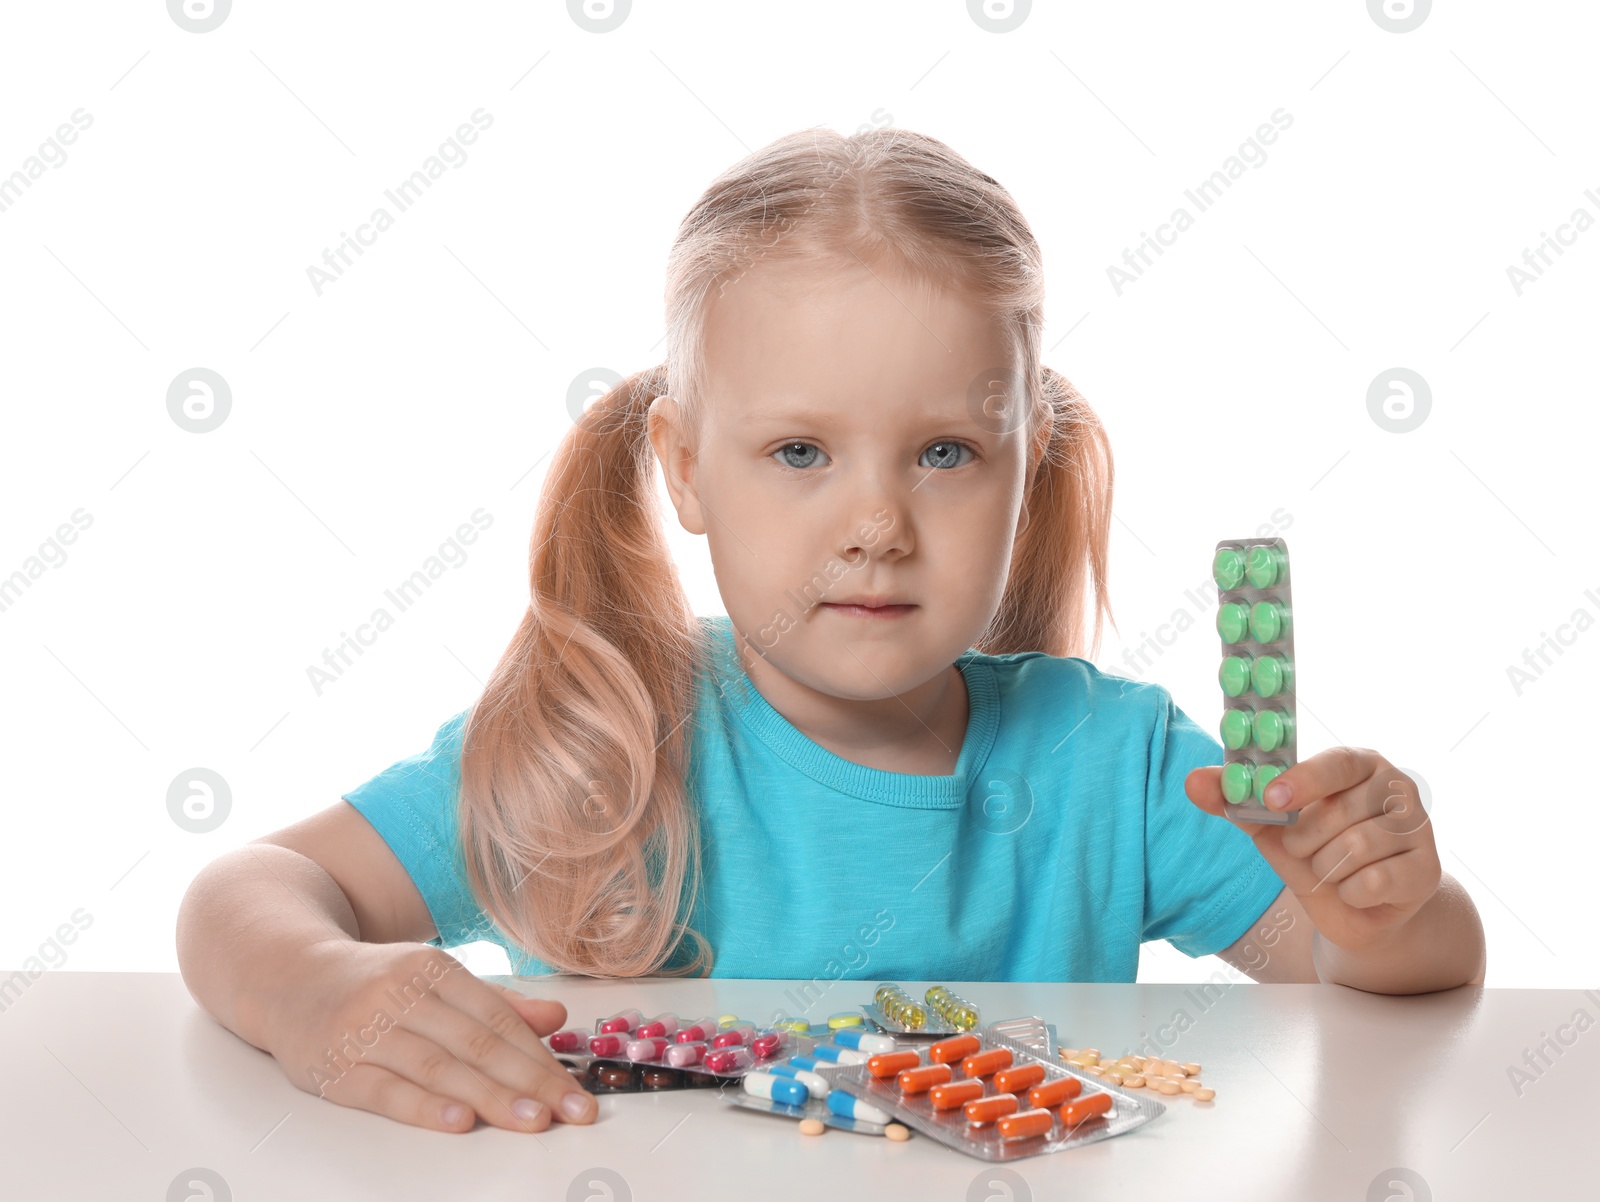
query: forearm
[
  {"left": 175, "top": 843, "right": 360, "bottom": 1051},
  {"left": 1312, "top": 872, "right": 1486, "bottom": 994}
]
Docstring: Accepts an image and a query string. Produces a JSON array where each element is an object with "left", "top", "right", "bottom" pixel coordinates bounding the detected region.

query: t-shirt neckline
[{"left": 702, "top": 615, "right": 999, "bottom": 809}]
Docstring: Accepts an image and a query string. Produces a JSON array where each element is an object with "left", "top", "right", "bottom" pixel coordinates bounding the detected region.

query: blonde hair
[{"left": 458, "top": 127, "right": 1115, "bottom": 976}]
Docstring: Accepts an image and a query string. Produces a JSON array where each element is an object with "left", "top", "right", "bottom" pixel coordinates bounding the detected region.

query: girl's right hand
[{"left": 262, "top": 939, "right": 598, "bottom": 1133}]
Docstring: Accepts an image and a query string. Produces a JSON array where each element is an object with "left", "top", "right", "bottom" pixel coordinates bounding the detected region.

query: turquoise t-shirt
[{"left": 342, "top": 615, "right": 1284, "bottom": 981}]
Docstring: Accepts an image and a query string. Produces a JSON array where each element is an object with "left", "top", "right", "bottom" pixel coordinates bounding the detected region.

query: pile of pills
[
  {"left": 1213, "top": 537, "right": 1299, "bottom": 827},
  {"left": 875, "top": 984, "right": 928, "bottom": 1030},
  {"left": 925, "top": 985, "right": 979, "bottom": 1030},
  {"left": 1061, "top": 1048, "right": 1216, "bottom": 1104},
  {"left": 872, "top": 982, "right": 979, "bottom": 1032},
  {"left": 546, "top": 1008, "right": 799, "bottom": 1086},
  {"left": 827, "top": 1028, "right": 1162, "bottom": 1159}
]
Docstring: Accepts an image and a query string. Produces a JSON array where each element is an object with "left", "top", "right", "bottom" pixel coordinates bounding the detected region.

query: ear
[{"left": 646, "top": 395, "right": 707, "bottom": 535}]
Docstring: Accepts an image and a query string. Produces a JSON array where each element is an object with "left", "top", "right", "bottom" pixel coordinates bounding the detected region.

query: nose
[{"left": 837, "top": 475, "right": 912, "bottom": 567}]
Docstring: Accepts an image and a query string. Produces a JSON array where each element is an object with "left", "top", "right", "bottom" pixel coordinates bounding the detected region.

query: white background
[{"left": 1, "top": 1, "right": 1591, "bottom": 990}]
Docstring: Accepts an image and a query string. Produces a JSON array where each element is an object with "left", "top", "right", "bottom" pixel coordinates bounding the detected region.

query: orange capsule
[
  {"left": 929, "top": 1079, "right": 985, "bottom": 1110},
  {"left": 928, "top": 1034, "right": 982, "bottom": 1064},
  {"left": 997, "top": 1107, "right": 1056, "bottom": 1140},
  {"left": 867, "top": 1051, "right": 922, "bottom": 1079},
  {"left": 964, "top": 1093, "right": 1021, "bottom": 1125},
  {"left": 960, "top": 1048, "right": 1014, "bottom": 1079},
  {"left": 897, "top": 1063, "right": 953, "bottom": 1094},
  {"left": 1028, "top": 1076, "right": 1083, "bottom": 1109},
  {"left": 993, "top": 1063, "right": 1046, "bottom": 1094},
  {"left": 1061, "top": 1092, "right": 1114, "bottom": 1128}
]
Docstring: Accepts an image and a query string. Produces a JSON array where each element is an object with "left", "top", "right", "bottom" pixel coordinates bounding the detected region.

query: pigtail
[
  {"left": 457, "top": 365, "right": 711, "bottom": 977},
  {"left": 980, "top": 365, "right": 1116, "bottom": 660}
]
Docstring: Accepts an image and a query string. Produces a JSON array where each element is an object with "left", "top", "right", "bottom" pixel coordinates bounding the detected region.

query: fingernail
[
  {"left": 560, "top": 1092, "right": 593, "bottom": 1121},
  {"left": 512, "top": 1097, "right": 544, "bottom": 1124},
  {"left": 1266, "top": 782, "right": 1290, "bottom": 809},
  {"left": 441, "top": 1102, "right": 469, "bottom": 1125}
]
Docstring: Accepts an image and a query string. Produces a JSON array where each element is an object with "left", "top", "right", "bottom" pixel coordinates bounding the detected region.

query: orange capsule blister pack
[{"left": 830, "top": 1027, "right": 1166, "bottom": 1161}]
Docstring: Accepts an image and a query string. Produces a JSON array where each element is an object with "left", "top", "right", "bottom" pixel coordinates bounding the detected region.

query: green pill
[
  {"left": 1217, "top": 603, "right": 1251, "bottom": 644},
  {"left": 1220, "top": 708, "right": 1254, "bottom": 750},
  {"left": 1245, "top": 545, "right": 1282, "bottom": 589},
  {"left": 1254, "top": 763, "right": 1285, "bottom": 804},
  {"left": 1251, "top": 654, "right": 1291, "bottom": 698},
  {"left": 1252, "top": 707, "right": 1293, "bottom": 752},
  {"left": 1220, "top": 761, "right": 1255, "bottom": 805},
  {"left": 1219, "top": 655, "right": 1253, "bottom": 698},
  {"left": 1249, "top": 600, "right": 1287, "bottom": 643},
  {"left": 1212, "top": 548, "right": 1245, "bottom": 590}
]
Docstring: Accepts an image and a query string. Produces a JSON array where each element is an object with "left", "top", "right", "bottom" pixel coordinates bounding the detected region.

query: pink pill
[
  {"left": 665, "top": 1042, "right": 706, "bottom": 1067},
  {"left": 636, "top": 1013, "right": 680, "bottom": 1039},
  {"left": 704, "top": 1047, "right": 754, "bottom": 1074},
  {"left": 548, "top": 1029, "right": 590, "bottom": 1054},
  {"left": 597, "top": 1008, "right": 643, "bottom": 1035},
  {"left": 587, "top": 1033, "right": 627, "bottom": 1057},
  {"left": 626, "top": 1037, "right": 669, "bottom": 1062}
]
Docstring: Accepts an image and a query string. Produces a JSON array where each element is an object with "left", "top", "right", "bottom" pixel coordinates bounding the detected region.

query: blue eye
[
  {"left": 920, "top": 440, "right": 974, "bottom": 470},
  {"left": 774, "top": 442, "right": 826, "bottom": 470},
  {"left": 771, "top": 439, "right": 978, "bottom": 473}
]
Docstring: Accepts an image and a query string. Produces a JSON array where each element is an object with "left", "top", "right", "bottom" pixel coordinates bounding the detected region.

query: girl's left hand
[{"left": 1184, "top": 747, "right": 1441, "bottom": 952}]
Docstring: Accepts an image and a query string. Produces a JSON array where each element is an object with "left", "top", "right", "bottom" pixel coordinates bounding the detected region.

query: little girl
[{"left": 176, "top": 127, "right": 1484, "bottom": 1137}]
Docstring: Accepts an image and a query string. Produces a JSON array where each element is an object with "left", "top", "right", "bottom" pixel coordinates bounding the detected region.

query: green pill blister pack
[{"left": 1213, "top": 537, "right": 1298, "bottom": 827}]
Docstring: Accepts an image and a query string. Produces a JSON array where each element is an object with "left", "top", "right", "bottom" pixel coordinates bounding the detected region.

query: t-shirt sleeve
[
  {"left": 1141, "top": 686, "right": 1286, "bottom": 957},
  {"left": 341, "top": 710, "right": 498, "bottom": 951}
]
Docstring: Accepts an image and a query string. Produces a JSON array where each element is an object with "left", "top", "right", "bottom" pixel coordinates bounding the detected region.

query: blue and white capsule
[
  {"left": 809, "top": 1045, "right": 870, "bottom": 1066},
  {"left": 829, "top": 1028, "right": 896, "bottom": 1054},
  {"left": 742, "top": 1070, "right": 809, "bottom": 1107},
  {"left": 786, "top": 1055, "right": 824, "bottom": 1072},
  {"left": 768, "top": 1062, "right": 830, "bottom": 1098},
  {"left": 827, "top": 1091, "right": 893, "bottom": 1124}
]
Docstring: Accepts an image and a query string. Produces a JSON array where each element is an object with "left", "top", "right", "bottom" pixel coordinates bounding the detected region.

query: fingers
[
  {"left": 1260, "top": 746, "right": 1380, "bottom": 814},
  {"left": 397, "top": 990, "right": 598, "bottom": 1129},
  {"left": 496, "top": 988, "right": 569, "bottom": 1038},
  {"left": 1334, "top": 847, "right": 1438, "bottom": 909},
  {"left": 320, "top": 1060, "right": 482, "bottom": 1133},
  {"left": 1184, "top": 766, "right": 1228, "bottom": 818},
  {"left": 1281, "top": 764, "right": 1423, "bottom": 859},
  {"left": 1302, "top": 815, "right": 1438, "bottom": 907},
  {"left": 347, "top": 1021, "right": 565, "bottom": 1133}
]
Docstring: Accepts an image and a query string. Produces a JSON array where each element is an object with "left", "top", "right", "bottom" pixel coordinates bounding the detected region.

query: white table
[{"left": 0, "top": 973, "right": 1588, "bottom": 1200}]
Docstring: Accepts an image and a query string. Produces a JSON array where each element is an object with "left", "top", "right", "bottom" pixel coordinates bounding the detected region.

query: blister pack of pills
[
  {"left": 729, "top": 1060, "right": 895, "bottom": 1136},
  {"left": 546, "top": 1009, "right": 810, "bottom": 1090},
  {"left": 1213, "top": 537, "right": 1300, "bottom": 828},
  {"left": 863, "top": 982, "right": 980, "bottom": 1035},
  {"left": 828, "top": 1026, "right": 1165, "bottom": 1161}
]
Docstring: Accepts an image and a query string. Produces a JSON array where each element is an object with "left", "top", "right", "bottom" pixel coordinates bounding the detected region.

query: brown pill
[
  {"left": 961, "top": 1049, "right": 1014, "bottom": 1079},
  {"left": 992, "top": 1063, "right": 1046, "bottom": 1094},
  {"left": 640, "top": 1066, "right": 681, "bottom": 1090},
  {"left": 964, "top": 1094, "right": 1021, "bottom": 1125},
  {"left": 1123, "top": 1075, "right": 1146, "bottom": 1088},
  {"left": 897, "top": 1063, "right": 953, "bottom": 1094},
  {"left": 929, "top": 1034, "right": 982, "bottom": 1063},
  {"left": 929, "top": 1080, "right": 985, "bottom": 1110},
  {"left": 798, "top": 1118, "right": 825, "bottom": 1135},
  {"left": 885, "top": 1123, "right": 911, "bottom": 1142},
  {"left": 1195, "top": 1087, "right": 1216, "bottom": 1102},
  {"left": 1182, "top": 1062, "right": 1203, "bottom": 1076},
  {"left": 868, "top": 1051, "right": 922, "bottom": 1079},
  {"left": 1027, "top": 1077, "right": 1083, "bottom": 1109},
  {"left": 1157, "top": 1080, "right": 1181, "bottom": 1096}
]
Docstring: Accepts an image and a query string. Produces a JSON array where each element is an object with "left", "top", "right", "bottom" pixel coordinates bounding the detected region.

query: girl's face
[{"left": 649, "top": 252, "right": 1036, "bottom": 707}]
